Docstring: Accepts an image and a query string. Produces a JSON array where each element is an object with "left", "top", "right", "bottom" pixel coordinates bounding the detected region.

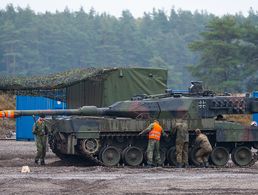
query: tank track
[{"left": 49, "top": 132, "right": 258, "bottom": 167}]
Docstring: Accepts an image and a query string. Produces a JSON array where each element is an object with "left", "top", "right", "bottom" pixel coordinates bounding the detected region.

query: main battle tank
[{"left": 1, "top": 82, "right": 258, "bottom": 167}]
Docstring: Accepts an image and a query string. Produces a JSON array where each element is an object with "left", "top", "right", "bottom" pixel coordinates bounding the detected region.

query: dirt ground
[{"left": 0, "top": 140, "right": 258, "bottom": 195}]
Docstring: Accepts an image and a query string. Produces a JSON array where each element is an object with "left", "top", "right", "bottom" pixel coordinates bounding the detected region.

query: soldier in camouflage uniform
[
  {"left": 173, "top": 122, "right": 189, "bottom": 168},
  {"left": 32, "top": 114, "right": 49, "bottom": 165},
  {"left": 194, "top": 129, "right": 212, "bottom": 168},
  {"left": 139, "top": 120, "right": 167, "bottom": 167}
]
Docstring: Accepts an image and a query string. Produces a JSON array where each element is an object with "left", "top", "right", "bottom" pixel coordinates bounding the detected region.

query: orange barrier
[
  {"left": 6, "top": 110, "right": 14, "bottom": 118},
  {"left": 0, "top": 111, "right": 5, "bottom": 118},
  {"left": 0, "top": 110, "right": 15, "bottom": 118}
]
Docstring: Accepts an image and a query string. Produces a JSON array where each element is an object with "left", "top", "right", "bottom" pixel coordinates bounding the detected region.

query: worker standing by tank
[
  {"left": 139, "top": 120, "right": 167, "bottom": 167},
  {"left": 32, "top": 114, "right": 49, "bottom": 165},
  {"left": 194, "top": 129, "right": 212, "bottom": 168},
  {"left": 173, "top": 122, "right": 189, "bottom": 168}
]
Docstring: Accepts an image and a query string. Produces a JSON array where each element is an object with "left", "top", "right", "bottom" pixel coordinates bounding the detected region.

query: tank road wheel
[
  {"left": 166, "top": 147, "right": 177, "bottom": 166},
  {"left": 98, "top": 146, "right": 107, "bottom": 162},
  {"left": 232, "top": 146, "right": 252, "bottom": 167},
  {"left": 80, "top": 139, "right": 100, "bottom": 155},
  {"left": 189, "top": 147, "right": 200, "bottom": 166},
  {"left": 123, "top": 146, "right": 143, "bottom": 166},
  {"left": 210, "top": 147, "right": 229, "bottom": 166},
  {"left": 101, "top": 146, "right": 121, "bottom": 166}
]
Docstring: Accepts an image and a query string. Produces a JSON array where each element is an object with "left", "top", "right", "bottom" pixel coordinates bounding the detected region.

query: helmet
[{"left": 251, "top": 121, "right": 257, "bottom": 127}]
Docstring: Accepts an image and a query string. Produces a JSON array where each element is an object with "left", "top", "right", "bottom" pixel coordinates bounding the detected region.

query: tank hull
[{"left": 46, "top": 116, "right": 258, "bottom": 167}]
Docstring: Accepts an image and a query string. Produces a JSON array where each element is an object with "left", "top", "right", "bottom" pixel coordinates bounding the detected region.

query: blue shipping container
[
  {"left": 16, "top": 96, "right": 66, "bottom": 141},
  {"left": 253, "top": 92, "right": 258, "bottom": 124}
]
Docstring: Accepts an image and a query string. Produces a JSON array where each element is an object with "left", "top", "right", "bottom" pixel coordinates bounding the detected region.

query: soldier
[
  {"left": 173, "top": 122, "right": 189, "bottom": 168},
  {"left": 194, "top": 128, "right": 212, "bottom": 168},
  {"left": 32, "top": 114, "right": 49, "bottom": 165},
  {"left": 139, "top": 119, "right": 167, "bottom": 167}
]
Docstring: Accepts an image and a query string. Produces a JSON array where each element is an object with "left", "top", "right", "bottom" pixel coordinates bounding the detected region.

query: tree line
[
  {"left": 189, "top": 9, "right": 258, "bottom": 92},
  {"left": 0, "top": 4, "right": 257, "bottom": 91}
]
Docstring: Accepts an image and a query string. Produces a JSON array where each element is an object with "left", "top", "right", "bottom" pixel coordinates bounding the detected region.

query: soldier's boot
[
  {"left": 204, "top": 161, "right": 209, "bottom": 168},
  {"left": 176, "top": 163, "right": 182, "bottom": 168},
  {"left": 146, "top": 162, "right": 154, "bottom": 168},
  {"left": 37, "top": 159, "right": 42, "bottom": 166},
  {"left": 40, "top": 159, "right": 45, "bottom": 165},
  {"left": 182, "top": 163, "right": 189, "bottom": 168},
  {"left": 155, "top": 161, "right": 163, "bottom": 167},
  {"left": 199, "top": 163, "right": 205, "bottom": 168}
]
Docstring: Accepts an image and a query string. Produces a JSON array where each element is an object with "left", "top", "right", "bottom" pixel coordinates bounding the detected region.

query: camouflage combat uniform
[
  {"left": 174, "top": 123, "right": 189, "bottom": 167},
  {"left": 195, "top": 133, "right": 212, "bottom": 166},
  {"left": 139, "top": 121, "right": 166, "bottom": 166},
  {"left": 32, "top": 118, "right": 49, "bottom": 165},
  {"left": 146, "top": 139, "right": 162, "bottom": 166}
]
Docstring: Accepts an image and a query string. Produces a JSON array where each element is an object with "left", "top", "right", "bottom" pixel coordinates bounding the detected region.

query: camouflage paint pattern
[
  {"left": 196, "top": 148, "right": 211, "bottom": 164},
  {"left": 35, "top": 135, "right": 47, "bottom": 162},
  {"left": 176, "top": 142, "right": 188, "bottom": 164},
  {"left": 146, "top": 139, "right": 162, "bottom": 165},
  {"left": 1, "top": 83, "right": 258, "bottom": 161},
  {"left": 3, "top": 94, "right": 257, "bottom": 120},
  {"left": 216, "top": 121, "right": 258, "bottom": 142}
]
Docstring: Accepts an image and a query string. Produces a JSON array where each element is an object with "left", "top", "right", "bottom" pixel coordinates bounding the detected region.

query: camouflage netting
[
  {"left": 0, "top": 67, "right": 117, "bottom": 101},
  {"left": 0, "top": 67, "right": 117, "bottom": 90}
]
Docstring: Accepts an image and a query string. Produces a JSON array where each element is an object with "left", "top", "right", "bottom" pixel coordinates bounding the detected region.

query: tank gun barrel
[{"left": 0, "top": 106, "right": 108, "bottom": 118}]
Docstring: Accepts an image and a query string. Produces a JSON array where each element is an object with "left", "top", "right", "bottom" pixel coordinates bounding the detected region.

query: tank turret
[{"left": 1, "top": 92, "right": 258, "bottom": 119}]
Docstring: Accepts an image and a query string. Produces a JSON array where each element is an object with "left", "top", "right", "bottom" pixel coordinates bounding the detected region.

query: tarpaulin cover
[{"left": 102, "top": 67, "right": 167, "bottom": 106}]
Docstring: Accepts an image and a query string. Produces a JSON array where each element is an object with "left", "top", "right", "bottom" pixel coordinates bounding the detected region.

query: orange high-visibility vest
[{"left": 148, "top": 122, "right": 162, "bottom": 141}]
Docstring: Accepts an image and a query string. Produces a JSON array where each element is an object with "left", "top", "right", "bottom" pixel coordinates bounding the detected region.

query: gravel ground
[{"left": 1, "top": 140, "right": 258, "bottom": 195}]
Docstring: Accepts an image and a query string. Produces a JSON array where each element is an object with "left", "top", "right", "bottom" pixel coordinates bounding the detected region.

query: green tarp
[{"left": 102, "top": 67, "right": 167, "bottom": 106}]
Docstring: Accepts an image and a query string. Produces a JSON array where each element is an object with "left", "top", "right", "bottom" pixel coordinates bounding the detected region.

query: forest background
[{"left": 0, "top": 4, "right": 258, "bottom": 92}]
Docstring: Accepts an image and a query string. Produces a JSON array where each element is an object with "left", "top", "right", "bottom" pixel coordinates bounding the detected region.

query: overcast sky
[{"left": 0, "top": 0, "right": 258, "bottom": 17}]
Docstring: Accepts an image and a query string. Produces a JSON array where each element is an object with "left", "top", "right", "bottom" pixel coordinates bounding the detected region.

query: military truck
[{"left": 1, "top": 82, "right": 258, "bottom": 167}]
